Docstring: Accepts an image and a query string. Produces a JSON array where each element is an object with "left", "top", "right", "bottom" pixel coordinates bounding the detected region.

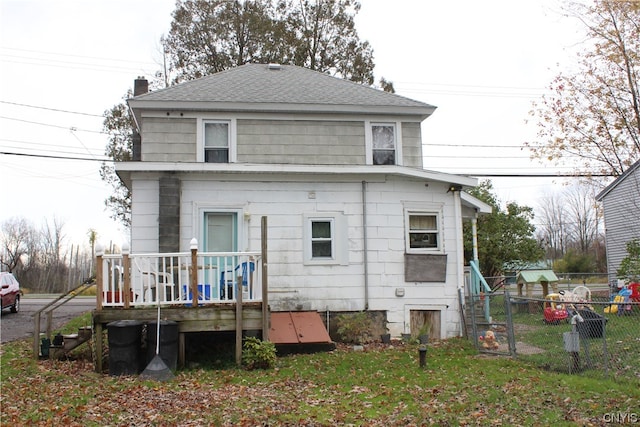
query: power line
[
  {"left": 0, "top": 145, "right": 105, "bottom": 158},
  {"left": 428, "top": 142, "right": 531, "bottom": 149},
  {"left": 0, "top": 46, "right": 158, "bottom": 67},
  {"left": 0, "top": 138, "right": 104, "bottom": 154},
  {"left": 1, "top": 151, "right": 111, "bottom": 162},
  {"left": 1, "top": 151, "right": 613, "bottom": 178},
  {"left": 0, "top": 47, "right": 159, "bottom": 76},
  {"left": 466, "top": 172, "right": 613, "bottom": 178},
  {"left": 0, "top": 100, "right": 103, "bottom": 117},
  {"left": 0, "top": 116, "right": 104, "bottom": 134}
]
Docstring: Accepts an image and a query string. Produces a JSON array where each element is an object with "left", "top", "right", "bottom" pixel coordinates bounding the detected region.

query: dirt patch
[{"left": 514, "top": 341, "right": 546, "bottom": 355}]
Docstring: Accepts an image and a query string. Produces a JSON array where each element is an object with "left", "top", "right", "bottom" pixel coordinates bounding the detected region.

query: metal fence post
[{"left": 504, "top": 289, "right": 517, "bottom": 356}]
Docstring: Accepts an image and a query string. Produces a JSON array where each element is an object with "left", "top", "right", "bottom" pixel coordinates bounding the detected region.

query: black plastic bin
[
  {"left": 107, "top": 320, "right": 143, "bottom": 376},
  {"left": 576, "top": 309, "right": 607, "bottom": 339},
  {"left": 146, "top": 320, "right": 179, "bottom": 371}
]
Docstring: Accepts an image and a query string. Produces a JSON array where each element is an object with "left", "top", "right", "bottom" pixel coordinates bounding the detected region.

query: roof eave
[
  {"left": 460, "top": 192, "right": 493, "bottom": 215},
  {"left": 115, "top": 162, "right": 476, "bottom": 190},
  {"left": 127, "top": 100, "right": 436, "bottom": 120},
  {"left": 595, "top": 159, "right": 640, "bottom": 201}
]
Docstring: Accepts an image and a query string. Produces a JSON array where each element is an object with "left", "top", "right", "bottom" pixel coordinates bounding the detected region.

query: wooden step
[{"left": 49, "top": 328, "right": 92, "bottom": 358}]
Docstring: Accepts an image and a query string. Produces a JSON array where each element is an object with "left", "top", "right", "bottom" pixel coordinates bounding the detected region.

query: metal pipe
[
  {"left": 362, "top": 181, "right": 369, "bottom": 310},
  {"left": 419, "top": 345, "right": 427, "bottom": 368}
]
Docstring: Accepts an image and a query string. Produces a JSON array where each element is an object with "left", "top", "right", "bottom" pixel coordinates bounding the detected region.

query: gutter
[{"left": 362, "top": 180, "right": 369, "bottom": 310}]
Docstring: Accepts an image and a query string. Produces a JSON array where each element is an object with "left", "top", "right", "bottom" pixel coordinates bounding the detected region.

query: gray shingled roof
[{"left": 129, "top": 63, "right": 435, "bottom": 117}]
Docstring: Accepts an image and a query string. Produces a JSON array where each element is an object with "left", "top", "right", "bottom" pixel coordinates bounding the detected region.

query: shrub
[
  {"left": 336, "top": 311, "right": 373, "bottom": 344},
  {"left": 618, "top": 239, "right": 640, "bottom": 282},
  {"left": 242, "top": 336, "right": 276, "bottom": 370}
]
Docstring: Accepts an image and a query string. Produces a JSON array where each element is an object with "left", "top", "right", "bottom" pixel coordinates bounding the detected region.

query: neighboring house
[
  {"left": 596, "top": 159, "right": 640, "bottom": 284},
  {"left": 120, "top": 63, "right": 490, "bottom": 339}
]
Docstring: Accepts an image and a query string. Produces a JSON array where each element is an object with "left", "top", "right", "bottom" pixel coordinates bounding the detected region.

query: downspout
[
  {"left": 453, "top": 190, "right": 464, "bottom": 336},
  {"left": 362, "top": 181, "right": 369, "bottom": 310},
  {"left": 453, "top": 190, "right": 464, "bottom": 289}
]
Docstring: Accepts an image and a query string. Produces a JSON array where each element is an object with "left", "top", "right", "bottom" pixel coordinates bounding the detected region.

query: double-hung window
[
  {"left": 372, "top": 123, "right": 396, "bottom": 165},
  {"left": 366, "top": 121, "right": 401, "bottom": 165},
  {"left": 311, "top": 219, "right": 333, "bottom": 258},
  {"left": 407, "top": 213, "right": 440, "bottom": 251},
  {"left": 204, "top": 120, "right": 230, "bottom": 163},
  {"left": 303, "top": 212, "right": 348, "bottom": 265}
]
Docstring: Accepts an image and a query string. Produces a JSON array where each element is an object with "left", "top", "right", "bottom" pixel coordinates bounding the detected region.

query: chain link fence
[{"left": 468, "top": 285, "right": 640, "bottom": 384}]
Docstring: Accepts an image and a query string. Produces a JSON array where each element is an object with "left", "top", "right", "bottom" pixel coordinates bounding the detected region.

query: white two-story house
[{"left": 119, "top": 63, "right": 490, "bottom": 339}]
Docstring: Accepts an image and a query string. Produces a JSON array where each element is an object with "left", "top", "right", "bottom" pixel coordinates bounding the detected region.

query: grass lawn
[{"left": 1, "top": 314, "right": 638, "bottom": 426}]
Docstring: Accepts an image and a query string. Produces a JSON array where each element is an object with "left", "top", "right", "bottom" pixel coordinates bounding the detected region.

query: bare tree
[
  {"left": 527, "top": 1, "right": 640, "bottom": 177},
  {"left": 39, "top": 217, "right": 68, "bottom": 293},
  {"left": 0, "top": 217, "right": 33, "bottom": 272},
  {"left": 536, "top": 191, "right": 569, "bottom": 260},
  {"left": 564, "top": 183, "right": 601, "bottom": 253}
]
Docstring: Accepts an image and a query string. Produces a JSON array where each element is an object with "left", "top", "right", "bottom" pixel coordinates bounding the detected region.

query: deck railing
[{"left": 96, "top": 242, "right": 262, "bottom": 309}]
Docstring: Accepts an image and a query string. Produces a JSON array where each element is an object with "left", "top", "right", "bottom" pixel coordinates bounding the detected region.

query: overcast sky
[{"left": 0, "top": 0, "right": 589, "bottom": 250}]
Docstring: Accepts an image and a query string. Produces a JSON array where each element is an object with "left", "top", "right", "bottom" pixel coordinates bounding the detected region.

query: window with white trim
[
  {"left": 204, "top": 120, "right": 230, "bottom": 163},
  {"left": 406, "top": 212, "right": 440, "bottom": 251},
  {"left": 372, "top": 123, "right": 396, "bottom": 165},
  {"left": 303, "top": 212, "right": 348, "bottom": 265},
  {"left": 311, "top": 219, "right": 333, "bottom": 258}
]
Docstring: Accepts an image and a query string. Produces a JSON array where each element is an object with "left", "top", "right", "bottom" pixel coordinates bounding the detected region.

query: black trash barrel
[
  {"left": 107, "top": 320, "right": 143, "bottom": 376},
  {"left": 576, "top": 309, "right": 607, "bottom": 339},
  {"left": 146, "top": 320, "right": 179, "bottom": 371}
]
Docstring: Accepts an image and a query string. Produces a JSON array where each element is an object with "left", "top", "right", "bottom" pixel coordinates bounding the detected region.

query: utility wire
[
  {"left": 0, "top": 100, "right": 103, "bottom": 117},
  {"left": 1, "top": 151, "right": 112, "bottom": 162},
  {"left": 0, "top": 115, "right": 104, "bottom": 134},
  {"left": 1, "top": 150, "right": 612, "bottom": 177},
  {"left": 0, "top": 46, "right": 158, "bottom": 67}
]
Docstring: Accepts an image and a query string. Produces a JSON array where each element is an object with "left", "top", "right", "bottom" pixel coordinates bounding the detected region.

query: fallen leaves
[{"left": 1, "top": 337, "right": 638, "bottom": 426}]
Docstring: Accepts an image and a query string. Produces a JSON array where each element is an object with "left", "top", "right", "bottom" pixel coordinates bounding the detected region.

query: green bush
[
  {"left": 336, "top": 311, "right": 373, "bottom": 344},
  {"left": 242, "top": 336, "right": 276, "bottom": 370}
]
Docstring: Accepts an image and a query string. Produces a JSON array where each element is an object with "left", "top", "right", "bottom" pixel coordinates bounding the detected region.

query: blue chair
[{"left": 219, "top": 261, "right": 255, "bottom": 300}]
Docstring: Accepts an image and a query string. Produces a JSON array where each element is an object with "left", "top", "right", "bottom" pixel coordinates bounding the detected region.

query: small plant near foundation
[
  {"left": 336, "top": 311, "right": 374, "bottom": 344},
  {"left": 242, "top": 336, "right": 276, "bottom": 370}
]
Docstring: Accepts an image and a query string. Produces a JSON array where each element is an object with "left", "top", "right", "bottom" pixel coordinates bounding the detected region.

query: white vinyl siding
[
  {"left": 237, "top": 119, "right": 365, "bottom": 165},
  {"left": 599, "top": 167, "right": 640, "bottom": 281},
  {"left": 141, "top": 117, "right": 197, "bottom": 162}
]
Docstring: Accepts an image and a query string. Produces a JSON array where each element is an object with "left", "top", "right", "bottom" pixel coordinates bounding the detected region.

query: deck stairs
[{"left": 48, "top": 326, "right": 92, "bottom": 360}]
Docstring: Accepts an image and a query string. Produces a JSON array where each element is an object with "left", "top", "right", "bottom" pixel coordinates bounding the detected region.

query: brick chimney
[{"left": 134, "top": 77, "right": 148, "bottom": 96}]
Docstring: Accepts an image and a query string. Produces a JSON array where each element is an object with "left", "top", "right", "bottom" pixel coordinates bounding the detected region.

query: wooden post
[
  {"left": 94, "top": 243, "right": 105, "bottom": 371},
  {"left": 190, "top": 239, "right": 199, "bottom": 308},
  {"left": 94, "top": 321, "right": 103, "bottom": 373},
  {"left": 123, "top": 251, "right": 131, "bottom": 309},
  {"left": 261, "top": 216, "right": 269, "bottom": 341},
  {"left": 96, "top": 247, "right": 104, "bottom": 310},
  {"left": 235, "top": 277, "right": 243, "bottom": 366},
  {"left": 33, "top": 312, "right": 41, "bottom": 359},
  {"left": 46, "top": 311, "right": 53, "bottom": 339}
]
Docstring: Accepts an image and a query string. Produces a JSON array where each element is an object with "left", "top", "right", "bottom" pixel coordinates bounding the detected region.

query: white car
[{"left": 1, "top": 272, "right": 21, "bottom": 313}]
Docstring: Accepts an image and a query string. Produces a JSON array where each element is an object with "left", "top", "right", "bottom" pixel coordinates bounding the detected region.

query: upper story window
[
  {"left": 365, "top": 121, "right": 402, "bottom": 166},
  {"left": 204, "top": 121, "right": 230, "bottom": 163},
  {"left": 406, "top": 212, "right": 441, "bottom": 252},
  {"left": 372, "top": 123, "right": 396, "bottom": 165}
]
